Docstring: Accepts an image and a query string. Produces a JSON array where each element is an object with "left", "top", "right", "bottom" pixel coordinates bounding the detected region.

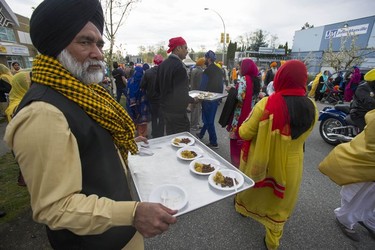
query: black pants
[
  {"left": 150, "top": 103, "right": 164, "bottom": 138},
  {"left": 163, "top": 111, "right": 190, "bottom": 135},
  {"left": 315, "top": 83, "right": 324, "bottom": 101},
  {"left": 351, "top": 115, "right": 366, "bottom": 132}
]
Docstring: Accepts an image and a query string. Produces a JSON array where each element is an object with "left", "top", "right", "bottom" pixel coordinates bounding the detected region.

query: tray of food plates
[
  {"left": 189, "top": 90, "right": 227, "bottom": 101},
  {"left": 128, "top": 132, "right": 254, "bottom": 217}
]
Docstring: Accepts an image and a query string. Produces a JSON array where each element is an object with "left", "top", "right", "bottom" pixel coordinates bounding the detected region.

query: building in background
[
  {"left": 292, "top": 15, "right": 375, "bottom": 75},
  {"left": 234, "top": 48, "right": 289, "bottom": 70},
  {"left": 0, "top": 0, "right": 37, "bottom": 69}
]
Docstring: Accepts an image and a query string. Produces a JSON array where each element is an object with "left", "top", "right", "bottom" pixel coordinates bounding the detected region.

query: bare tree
[
  {"left": 100, "top": 0, "right": 141, "bottom": 91},
  {"left": 235, "top": 35, "right": 245, "bottom": 51},
  {"left": 269, "top": 34, "right": 279, "bottom": 49},
  {"left": 322, "top": 32, "right": 375, "bottom": 72},
  {"left": 243, "top": 32, "right": 253, "bottom": 51}
]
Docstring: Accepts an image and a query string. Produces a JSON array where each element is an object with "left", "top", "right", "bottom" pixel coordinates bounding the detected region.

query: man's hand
[
  {"left": 133, "top": 202, "right": 178, "bottom": 238},
  {"left": 134, "top": 136, "right": 148, "bottom": 144},
  {"left": 225, "top": 85, "right": 234, "bottom": 92}
]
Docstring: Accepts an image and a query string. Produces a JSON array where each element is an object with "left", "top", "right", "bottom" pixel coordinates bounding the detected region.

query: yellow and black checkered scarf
[{"left": 32, "top": 54, "right": 138, "bottom": 160}]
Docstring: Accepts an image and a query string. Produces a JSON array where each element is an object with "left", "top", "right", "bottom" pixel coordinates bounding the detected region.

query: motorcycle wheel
[{"left": 319, "top": 117, "right": 344, "bottom": 145}]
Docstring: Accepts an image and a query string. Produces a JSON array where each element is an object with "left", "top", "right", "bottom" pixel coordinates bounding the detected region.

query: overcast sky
[{"left": 7, "top": 0, "right": 375, "bottom": 55}]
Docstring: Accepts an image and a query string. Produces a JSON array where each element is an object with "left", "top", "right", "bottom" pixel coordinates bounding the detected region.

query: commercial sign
[
  {"left": 11, "top": 46, "right": 29, "bottom": 55},
  {"left": 0, "top": 44, "right": 29, "bottom": 56},
  {"left": 324, "top": 24, "right": 369, "bottom": 39}
]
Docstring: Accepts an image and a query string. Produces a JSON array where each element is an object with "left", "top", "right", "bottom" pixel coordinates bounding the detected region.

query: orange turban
[
  {"left": 196, "top": 57, "right": 205, "bottom": 66},
  {"left": 270, "top": 61, "right": 277, "bottom": 68}
]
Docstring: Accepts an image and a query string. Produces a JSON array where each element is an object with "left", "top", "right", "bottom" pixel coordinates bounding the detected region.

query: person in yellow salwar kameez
[
  {"left": 0, "top": 64, "right": 13, "bottom": 117},
  {"left": 5, "top": 71, "right": 31, "bottom": 186},
  {"left": 319, "top": 109, "right": 375, "bottom": 241},
  {"left": 235, "top": 60, "right": 318, "bottom": 249},
  {"left": 308, "top": 72, "right": 322, "bottom": 98},
  {"left": 5, "top": 70, "right": 31, "bottom": 122}
]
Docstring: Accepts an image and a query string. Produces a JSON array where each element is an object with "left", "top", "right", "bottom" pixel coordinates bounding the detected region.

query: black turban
[{"left": 30, "top": 0, "right": 104, "bottom": 58}]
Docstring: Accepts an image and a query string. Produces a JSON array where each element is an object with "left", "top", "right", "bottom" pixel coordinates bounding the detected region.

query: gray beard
[{"left": 57, "top": 49, "right": 105, "bottom": 85}]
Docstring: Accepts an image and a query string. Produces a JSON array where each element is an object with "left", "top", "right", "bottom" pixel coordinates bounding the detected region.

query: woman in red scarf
[
  {"left": 227, "top": 58, "right": 260, "bottom": 167},
  {"left": 235, "top": 60, "right": 317, "bottom": 249}
]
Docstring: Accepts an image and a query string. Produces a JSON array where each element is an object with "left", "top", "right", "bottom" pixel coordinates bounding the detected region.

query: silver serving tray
[
  {"left": 189, "top": 90, "right": 227, "bottom": 101},
  {"left": 128, "top": 132, "right": 254, "bottom": 217}
]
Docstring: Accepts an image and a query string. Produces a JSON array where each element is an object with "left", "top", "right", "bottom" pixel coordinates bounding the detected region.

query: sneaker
[
  {"left": 336, "top": 218, "right": 360, "bottom": 242},
  {"left": 195, "top": 132, "right": 203, "bottom": 140},
  {"left": 206, "top": 143, "right": 219, "bottom": 149}
]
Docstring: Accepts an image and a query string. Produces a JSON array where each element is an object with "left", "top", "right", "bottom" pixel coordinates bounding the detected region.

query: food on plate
[
  {"left": 194, "top": 162, "right": 215, "bottom": 173},
  {"left": 181, "top": 150, "right": 197, "bottom": 159},
  {"left": 197, "top": 92, "right": 215, "bottom": 99},
  {"left": 213, "top": 171, "right": 238, "bottom": 188},
  {"left": 173, "top": 137, "right": 191, "bottom": 145}
]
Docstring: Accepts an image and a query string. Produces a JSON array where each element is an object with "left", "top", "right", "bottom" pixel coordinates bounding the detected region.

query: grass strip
[{"left": 0, "top": 152, "right": 30, "bottom": 223}]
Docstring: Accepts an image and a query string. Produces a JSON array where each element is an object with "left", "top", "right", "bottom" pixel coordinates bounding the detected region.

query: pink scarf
[{"left": 236, "top": 59, "right": 258, "bottom": 137}]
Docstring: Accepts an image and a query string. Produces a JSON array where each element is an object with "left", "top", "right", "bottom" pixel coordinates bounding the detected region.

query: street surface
[
  {"left": 143, "top": 101, "right": 374, "bottom": 250},
  {"left": 0, "top": 101, "right": 374, "bottom": 249}
]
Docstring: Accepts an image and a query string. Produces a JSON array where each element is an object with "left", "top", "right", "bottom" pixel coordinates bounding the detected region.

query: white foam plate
[
  {"left": 208, "top": 169, "right": 244, "bottom": 191},
  {"left": 171, "top": 136, "right": 195, "bottom": 148},
  {"left": 176, "top": 146, "right": 203, "bottom": 161},
  {"left": 189, "top": 158, "right": 220, "bottom": 175},
  {"left": 148, "top": 184, "right": 188, "bottom": 210}
]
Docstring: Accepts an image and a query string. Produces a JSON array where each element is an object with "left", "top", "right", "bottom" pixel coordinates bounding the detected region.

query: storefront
[{"left": 0, "top": 42, "right": 32, "bottom": 69}]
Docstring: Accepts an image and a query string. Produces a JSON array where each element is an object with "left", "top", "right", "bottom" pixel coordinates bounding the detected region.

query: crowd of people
[
  {"left": 308, "top": 66, "right": 364, "bottom": 103},
  {"left": 1, "top": 0, "right": 374, "bottom": 249}
]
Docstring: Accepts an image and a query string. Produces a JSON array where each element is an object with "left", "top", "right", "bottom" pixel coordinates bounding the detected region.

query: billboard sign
[{"left": 324, "top": 24, "right": 369, "bottom": 39}]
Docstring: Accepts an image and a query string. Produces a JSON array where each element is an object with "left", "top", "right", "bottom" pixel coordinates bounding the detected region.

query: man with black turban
[{"left": 4, "top": 0, "right": 177, "bottom": 249}]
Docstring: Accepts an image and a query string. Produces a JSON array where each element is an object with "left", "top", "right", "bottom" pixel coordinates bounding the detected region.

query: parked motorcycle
[{"left": 318, "top": 104, "right": 360, "bottom": 145}]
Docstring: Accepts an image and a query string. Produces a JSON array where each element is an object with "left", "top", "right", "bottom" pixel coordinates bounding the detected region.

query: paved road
[
  {"left": 1, "top": 102, "right": 374, "bottom": 249},
  {"left": 142, "top": 101, "right": 374, "bottom": 250}
]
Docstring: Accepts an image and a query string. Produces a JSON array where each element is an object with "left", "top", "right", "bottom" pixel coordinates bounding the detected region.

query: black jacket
[
  {"left": 201, "top": 63, "right": 223, "bottom": 93},
  {"left": 218, "top": 87, "right": 237, "bottom": 127},
  {"left": 350, "top": 82, "right": 375, "bottom": 120},
  {"left": 112, "top": 67, "right": 126, "bottom": 89},
  {"left": 155, "top": 54, "right": 194, "bottom": 113},
  {"left": 140, "top": 66, "right": 159, "bottom": 103},
  {"left": 0, "top": 78, "right": 11, "bottom": 102},
  {"left": 264, "top": 69, "right": 275, "bottom": 86}
]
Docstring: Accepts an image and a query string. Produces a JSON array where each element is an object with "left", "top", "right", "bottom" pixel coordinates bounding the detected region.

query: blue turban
[
  {"left": 205, "top": 50, "right": 216, "bottom": 61},
  {"left": 142, "top": 63, "right": 150, "bottom": 71}
]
